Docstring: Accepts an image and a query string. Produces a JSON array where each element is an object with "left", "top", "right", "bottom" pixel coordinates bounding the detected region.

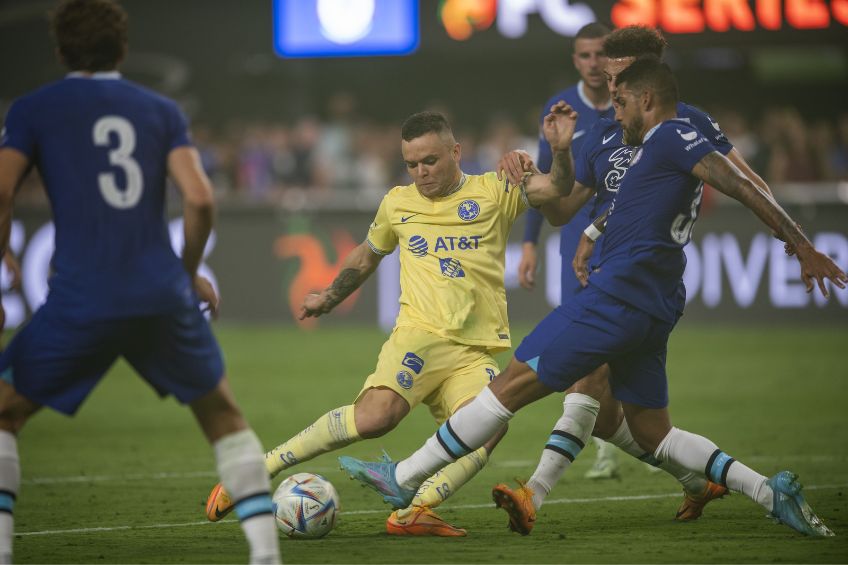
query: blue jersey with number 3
[
  {"left": 1, "top": 74, "right": 193, "bottom": 319},
  {"left": 588, "top": 120, "right": 716, "bottom": 323}
]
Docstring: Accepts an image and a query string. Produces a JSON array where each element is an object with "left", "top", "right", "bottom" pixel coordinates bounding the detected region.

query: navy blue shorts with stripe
[
  {"left": 514, "top": 285, "right": 676, "bottom": 409},
  {"left": 0, "top": 298, "right": 224, "bottom": 415}
]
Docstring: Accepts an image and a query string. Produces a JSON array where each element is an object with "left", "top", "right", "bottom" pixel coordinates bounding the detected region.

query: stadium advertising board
[
  {"left": 437, "top": 0, "right": 848, "bottom": 39},
  {"left": 5, "top": 204, "right": 846, "bottom": 330}
]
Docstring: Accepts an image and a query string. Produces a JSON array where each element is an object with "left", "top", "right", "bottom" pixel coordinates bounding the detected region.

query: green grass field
[{"left": 12, "top": 324, "right": 848, "bottom": 563}]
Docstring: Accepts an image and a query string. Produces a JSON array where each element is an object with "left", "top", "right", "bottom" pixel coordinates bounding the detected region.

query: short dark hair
[
  {"left": 51, "top": 0, "right": 128, "bottom": 72},
  {"left": 575, "top": 22, "right": 611, "bottom": 41},
  {"left": 614, "top": 56, "right": 678, "bottom": 107},
  {"left": 604, "top": 25, "right": 667, "bottom": 59},
  {"left": 401, "top": 111, "right": 454, "bottom": 142}
]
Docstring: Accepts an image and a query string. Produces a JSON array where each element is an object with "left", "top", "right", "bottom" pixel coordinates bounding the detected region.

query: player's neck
[
  {"left": 579, "top": 80, "right": 610, "bottom": 110},
  {"left": 429, "top": 171, "right": 466, "bottom": 200},
  {"left": 640, "top": 108, "right": 678, "bottom": 142}
]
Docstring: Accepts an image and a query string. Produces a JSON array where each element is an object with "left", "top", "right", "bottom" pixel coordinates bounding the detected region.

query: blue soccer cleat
[
  {"left": 339, "top": 452, "right": 416, "bottom": 509},
  {"left": 767, "top": 471, "right": 834, "bottom": 537}
]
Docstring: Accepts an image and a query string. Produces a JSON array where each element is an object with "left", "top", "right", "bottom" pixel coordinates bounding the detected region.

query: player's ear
[{"left": 452, "top": 142, "right": 461, "bottom": 163}]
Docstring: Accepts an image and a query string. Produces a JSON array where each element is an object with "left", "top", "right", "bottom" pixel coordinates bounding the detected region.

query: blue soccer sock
[
  {"left": 214, "top": 429, "right": 280, "bottom": 564},
  {"left": 0, "top": 431, "right": 18, "bottom": 565}
]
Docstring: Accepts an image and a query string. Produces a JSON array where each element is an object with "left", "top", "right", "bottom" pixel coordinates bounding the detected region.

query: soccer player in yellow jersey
[{"left": 204, "top": 109, "right": 577, "bottom": 536}]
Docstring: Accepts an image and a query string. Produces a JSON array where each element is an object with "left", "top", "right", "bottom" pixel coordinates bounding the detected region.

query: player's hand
[
  {"left": 572, "top": 232, "right": 595, "bottom": 288},
  {"left": 518, "top": 242, "right": 538, "bottom": 290},
  {"left": 300, "top": 291, "right": 335, "bottom": 320},
  {"left": 2, "top": 252, "right": 21, "bottom": 291},
  {"left": 194, "top": 276, "right": 220, "bottom": 319},
  {"left": 543, "top": 101, "right": 578, "bottom": 152},
  {"left": 794, "top": 243, "right": 847, "bottom": 298},
  {"left": 497, "top": 150, "right": 534, "bottom": 187}
]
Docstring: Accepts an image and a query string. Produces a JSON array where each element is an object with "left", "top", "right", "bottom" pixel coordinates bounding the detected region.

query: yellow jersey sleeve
[
  {"left": 482, "top": 172, "right": 529, "bottom": 223},
  {"left": 366, "top": 193, "right": 398, "bottom": 255}
]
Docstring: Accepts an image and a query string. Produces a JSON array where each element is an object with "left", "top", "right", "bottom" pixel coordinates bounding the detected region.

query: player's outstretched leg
[
  {"left": 387, "top": 447, "right": 490, "bottom": 537},
  {"left": 206, "top": 405, "right": 361, "bottom": 521},
  {"left": 652, "top": 425, "right": 834, "bottom": 537}
]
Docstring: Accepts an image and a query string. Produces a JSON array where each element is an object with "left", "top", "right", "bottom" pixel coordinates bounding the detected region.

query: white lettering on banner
[
  {"left": 769, "top": 237, "right": 808, "bottom": 308},
  {"left": 497, "top": 0, "right": 595, "bottom": 38},
  {"left": 546, "top": 235, "right": 562, "bottom": 307},
  {"left": 699, "top": 233, "right": 769, "bottom": 307},
  {"left": 5, "top": 219, "right": 218, "bottom": 329}
]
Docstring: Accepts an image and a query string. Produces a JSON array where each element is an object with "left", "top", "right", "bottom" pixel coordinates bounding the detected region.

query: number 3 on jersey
[
  {"left": 92, "top": 116, "right": 143, "bottom": 209},
  {"left": 670, "top": 182, "right": 704, "bottom": 245}
]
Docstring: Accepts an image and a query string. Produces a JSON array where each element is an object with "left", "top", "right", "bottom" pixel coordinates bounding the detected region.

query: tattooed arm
[
  {"left": 692, "top": 151, "right": 847, "bottom": 297},
  {"left": 300, "top": 241, "right": 385, "bottom": 319}
]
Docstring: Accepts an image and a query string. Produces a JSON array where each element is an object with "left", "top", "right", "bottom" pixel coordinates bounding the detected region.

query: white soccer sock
[
  {"left": 606, "top": 420, "right": 706, "bottom": 494},
  {"left": 527, "top": 393, "right": 599, "bottom": 509},
  {"left": 0, "top": 432, "right": 18, "bottom": 565},
  {"left": 654, "top": 427, "right": 772, "bottom": 511},
  {"left": 396, "top": 386, "right": 513, "bottom": 490},
  {"left": 214, "top": 429, "right": 280, "bottom": 565}
]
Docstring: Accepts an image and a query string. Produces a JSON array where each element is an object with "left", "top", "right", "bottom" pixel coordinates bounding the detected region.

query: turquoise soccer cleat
[
  {"left": 339, "top": 452, "right": 417, "bottom": 509},
  {"left": 767, "top": 471, "right": 834, "bottom": 537}
]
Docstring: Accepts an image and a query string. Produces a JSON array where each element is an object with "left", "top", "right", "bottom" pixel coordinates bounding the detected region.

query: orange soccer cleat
[
  {"left": 675, "top": 481, "right": 728, "bottom": 521},
  {"left": 205, "top": 482, "right": 235, "bottom": 522},
  {"left": 386, "top": 506, "right": 467, "bottom": 537},
  {"left": 492, "top": 481, "right": 536, "bottom": 535}
]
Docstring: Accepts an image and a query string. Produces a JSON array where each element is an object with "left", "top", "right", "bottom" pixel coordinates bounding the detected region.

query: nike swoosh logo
[
  {"left": 214, "top": 507, "right": 229, "bottom": 519},
  {"left": 573, "top": 130, "right": 586, "bottom": 140},
  {"left": 602, "top": 133, "right": 616, "bottom": 144},
  {"left": 401, "top": 214, "right": 420, "bottom": 223}
]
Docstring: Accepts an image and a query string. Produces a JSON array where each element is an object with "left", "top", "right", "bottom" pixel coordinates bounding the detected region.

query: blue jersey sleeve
[
  {"left": 574, "top": 121, "right": 608, "bottom": 189},
  {"left": 0, "top": 99, "right": 36, "bottom": 159},
  {"left": 165, "top": 101, "right": 192, "bottom": 150},
  {"left": 678, "top": 103, "right": 732, "bottom": 156},
  {"left": 662, "top": 122, "right": 717, "bottom": 173}
]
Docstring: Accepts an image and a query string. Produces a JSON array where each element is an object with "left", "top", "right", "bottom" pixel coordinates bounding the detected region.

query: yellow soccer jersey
[{"left": 366, "top": 171, "right": 528, "bottom": 351}]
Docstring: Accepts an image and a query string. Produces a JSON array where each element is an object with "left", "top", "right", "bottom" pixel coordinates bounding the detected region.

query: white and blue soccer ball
[{"left": 272, "top": 472, "right": 340, "bottom": 539}]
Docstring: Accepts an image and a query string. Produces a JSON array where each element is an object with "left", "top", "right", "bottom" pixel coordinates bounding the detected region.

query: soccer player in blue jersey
[
  {"left": 341, "top": 57, "right": 846, "bottom": 539},
  {"left": 0, "top": 1, "right": 280, "bottom": 562},
  {"left": 492, "top": 26, "right": 751, "bottom": 532},
  {"left": 513, "top": 21, "right": 625, "bottom": 482}
]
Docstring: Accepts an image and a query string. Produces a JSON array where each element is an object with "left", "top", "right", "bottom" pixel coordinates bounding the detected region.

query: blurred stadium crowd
[{"left": 14, "top": 93, "right": 848, "bottom": 207}]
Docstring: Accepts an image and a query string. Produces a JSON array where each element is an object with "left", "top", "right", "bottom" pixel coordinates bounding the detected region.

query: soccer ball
[{"left": 272, "top": 473, "right": 340, "bottom": 539}]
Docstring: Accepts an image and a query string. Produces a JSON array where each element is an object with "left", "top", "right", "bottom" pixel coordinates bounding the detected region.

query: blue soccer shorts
[
  {"left": 0, "top": 298, "right": 224, "bottom": 415},
  {"left": 514, "top": 285, "right": 676, "bottom": 408}
]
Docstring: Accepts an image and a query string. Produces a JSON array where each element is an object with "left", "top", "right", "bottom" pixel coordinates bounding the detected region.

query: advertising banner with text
[{"left": 4, "top": 202, "right": 846, "bottom": 331}]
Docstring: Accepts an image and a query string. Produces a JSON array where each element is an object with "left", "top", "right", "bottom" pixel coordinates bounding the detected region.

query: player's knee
[
  {"left": 356, "top": 411, "right": 401, "bottom": 438},
  {"left": 354, "top": 389, "right": 409, "bottom": 438}
]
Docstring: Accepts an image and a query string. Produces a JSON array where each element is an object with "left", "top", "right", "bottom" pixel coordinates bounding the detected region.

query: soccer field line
[
  {"left": 15, "top": 483, "right": 847, "bottom": 537},
  {"left": 19, "top": 454, "right": 845, "bottom": 485}
]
